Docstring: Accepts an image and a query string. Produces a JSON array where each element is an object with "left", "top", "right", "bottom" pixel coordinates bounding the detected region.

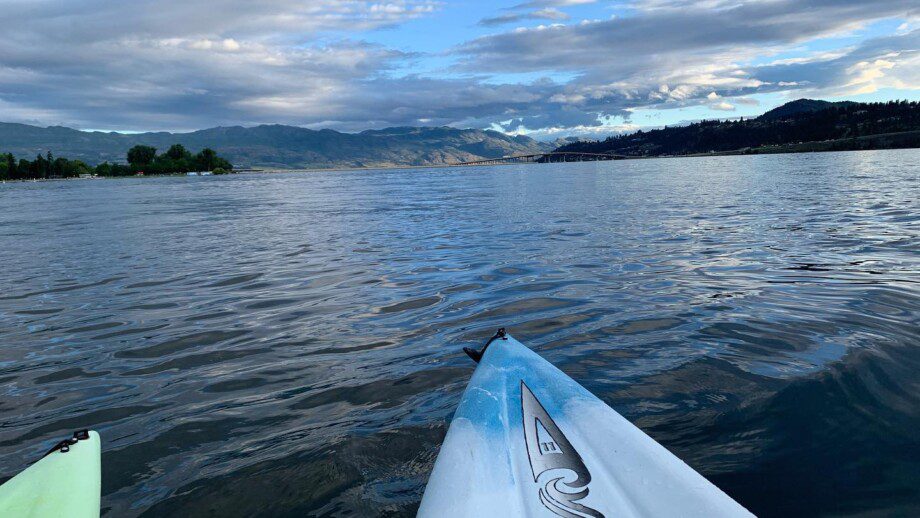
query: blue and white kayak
[{"left": 419, "top": 329, "right": 752, "bottom": 517}]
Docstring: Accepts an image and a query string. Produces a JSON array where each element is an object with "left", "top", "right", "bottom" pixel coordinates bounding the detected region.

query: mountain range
[
  {"left": 0, "top": 124, "right": 552, "bottom": 169},
  {"left": 3, "top": 99, "right": 917, "bottom": 170}
]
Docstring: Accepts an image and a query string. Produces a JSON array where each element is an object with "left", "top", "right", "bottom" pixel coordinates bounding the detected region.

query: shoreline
[
  {"left": 245, "top": 131, "right": 920, "bottom": 172},
  {"left": 2, "top": 141, "right": 917, "bottom": 182},
  {"left": 254, "top": 141, "right": 919, "bottom": 173}
]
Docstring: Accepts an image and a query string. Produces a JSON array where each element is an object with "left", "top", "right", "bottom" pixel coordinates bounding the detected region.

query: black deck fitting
[{"left": 463, "top": 328, "right": 507, "bottom": 363}]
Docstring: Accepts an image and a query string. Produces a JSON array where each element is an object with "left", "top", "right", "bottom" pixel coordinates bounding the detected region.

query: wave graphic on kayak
[{"left": 522, "top": 381, "right": 604, "bottom": 518}]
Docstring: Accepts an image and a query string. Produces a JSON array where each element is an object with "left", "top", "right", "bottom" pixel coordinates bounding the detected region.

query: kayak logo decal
[{"left": 521, "top": 381, "right": 604, "bottom": 518}]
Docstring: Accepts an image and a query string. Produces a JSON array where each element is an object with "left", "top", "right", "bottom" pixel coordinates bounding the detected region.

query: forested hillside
[{"left": 555, "top": 100, "right": 919, "bottom": 157}]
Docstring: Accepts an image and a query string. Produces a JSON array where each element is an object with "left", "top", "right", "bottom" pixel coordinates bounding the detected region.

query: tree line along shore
[
  {"left": 0, "top": 144, "right": 232, "bottom": 181},
  {"left": 554, "top": 99, "right": 919, "bottom": 158}
]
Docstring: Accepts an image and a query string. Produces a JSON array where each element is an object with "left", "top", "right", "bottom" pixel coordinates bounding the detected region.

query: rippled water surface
[{"left": 1, "top": 150, "right": 918, "bottom": 517}]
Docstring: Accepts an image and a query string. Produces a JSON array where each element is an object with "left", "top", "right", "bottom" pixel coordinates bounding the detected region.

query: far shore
[
  {"left": 239, "top": 130, "right": 920, "bottom": 172},
  {"left": 255, "top": 140, "right": 920, "bottom": 173},
  {"left": 3, "top": 140, "right": 917, "bottom": 183}
]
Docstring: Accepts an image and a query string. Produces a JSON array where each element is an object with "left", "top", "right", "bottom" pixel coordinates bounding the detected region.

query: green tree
[
  {"left": 33, "top": 154, "right": 47, "bottom": 179},
  {"left": 18, "top": 159, "right": 30, "bottom": 179},
  {"left": 196, "top": 148, "right": 217, "bottom": 171},
  {"left": 6, "top": 154, "right": 14, "bottom": 180},
  {"left": 0, "top": 147, "right": 233, "bottom": 180},
  {"left": 58, "top": 158, "right": 90, "bottom": 178},
  {"left": 95, "top": 162, "right": 112, "bottom": 177},
  {"left": 165, "top": 144, "right": 191, "bottom": 160},
  {"left": 127, "top": 145, "right": 157, "bottom": 166}
]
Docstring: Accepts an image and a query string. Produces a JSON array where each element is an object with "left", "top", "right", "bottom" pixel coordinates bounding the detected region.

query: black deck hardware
[
  {"left": 42, "top": 429, "right": 90, "bottom": 458},
  {"left": 463, "top": 328, "right": 507, "bottom": 363}
]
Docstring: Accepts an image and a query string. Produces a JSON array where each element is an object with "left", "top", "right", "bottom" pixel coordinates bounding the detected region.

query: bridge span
[{"left": 453, "top": 151, "right": 624, "bottom": 166}]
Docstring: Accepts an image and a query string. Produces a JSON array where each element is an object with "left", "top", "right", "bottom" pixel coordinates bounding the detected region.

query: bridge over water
[{"left": 453, "top": 151, "right": 624, "bottom": 166}]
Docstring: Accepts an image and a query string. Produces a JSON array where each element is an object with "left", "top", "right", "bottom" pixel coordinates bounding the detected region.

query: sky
[{"left": 0, "top": 0, "right": 917, "bottom": 139}]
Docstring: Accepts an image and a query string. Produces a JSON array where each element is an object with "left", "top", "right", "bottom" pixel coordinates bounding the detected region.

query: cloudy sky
[{"left": 0, "top": 0, "right": 917, "bottom": 138}]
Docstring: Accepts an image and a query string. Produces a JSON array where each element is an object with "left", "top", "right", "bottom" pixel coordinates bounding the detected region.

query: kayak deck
[
  {"left": 0, "top": 430, "right": 101, "bottom": 518},
  {"left": 419, "top": 332, "right": 752, "bottom": 517}
]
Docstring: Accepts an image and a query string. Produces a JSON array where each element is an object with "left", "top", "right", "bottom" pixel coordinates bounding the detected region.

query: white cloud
[
  {"left": 753, "top": 30, "right": 919, "bottom": 99},
  {"left": 0, "top": 0, "right": 915, "bottom": 133}
]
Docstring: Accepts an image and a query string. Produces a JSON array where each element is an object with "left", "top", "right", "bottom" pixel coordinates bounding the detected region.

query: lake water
[{"left": 1, "top": 150, "right": 918, "bottom": 517}]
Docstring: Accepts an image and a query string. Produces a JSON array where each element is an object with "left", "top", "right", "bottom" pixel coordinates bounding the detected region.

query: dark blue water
[{"left": 1, "top": 150, "right": 918, "bottom": 516}]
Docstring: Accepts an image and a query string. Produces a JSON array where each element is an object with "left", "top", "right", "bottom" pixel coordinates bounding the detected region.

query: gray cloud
[
  {"left": 455, "top": 0, "right": 918, "bottom": 126},
  {"left": 0, "top": 0, "right": 915, "bottom": 135},
  {"left": 459, "top": 1, "right": 917, "bottom": 74},
  {"left": 479, "top": 8, "right": 569, "bottom": 27},
  {"left": 510, "top": 0, "right": 597, "bottom": 8},
  {"left": 0, "top": 0, "right": 440, "bottom": 43},
  {"left": 0, "top": 1, "right": 440, "bottom": 130}
]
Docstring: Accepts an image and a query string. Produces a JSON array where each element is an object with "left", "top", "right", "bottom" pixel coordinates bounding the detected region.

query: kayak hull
[
  {"left": 419, "top": 334, "right": 752, "bottom": 517},
  {"left": 0, "top": 431, "right": 101, "bottom": 518}
]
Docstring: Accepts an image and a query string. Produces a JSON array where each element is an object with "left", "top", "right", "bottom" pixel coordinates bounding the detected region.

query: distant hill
[
  {"left": 555, "top": 99, "right": 919, "bottom": 157},
  {"left": 758, "top": 99, "right": 852, "bottom": 121},
  {"left": 0, "top": 123, "right": 552, "bottom": 169}
]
